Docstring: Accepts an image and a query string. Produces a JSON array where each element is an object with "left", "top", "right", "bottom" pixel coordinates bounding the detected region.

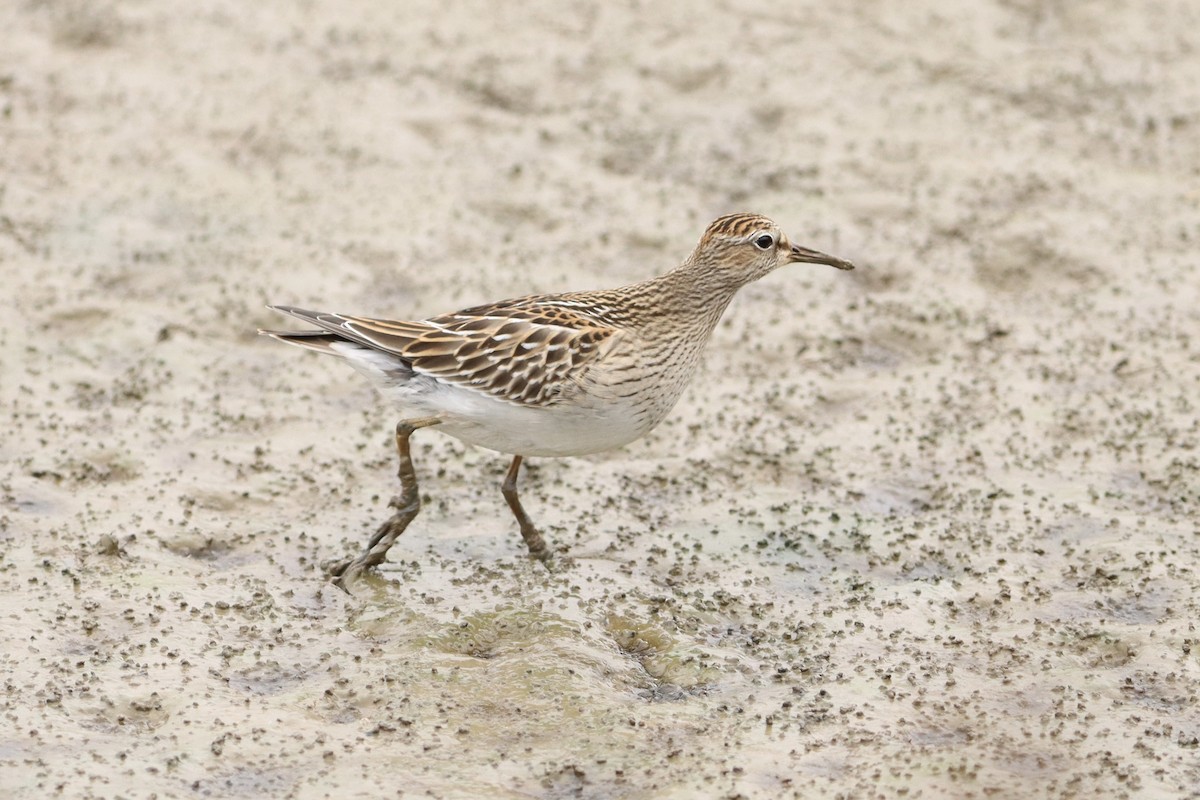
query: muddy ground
[{"left": 2, "top": 1, "right": 1198, "bottom": 798}]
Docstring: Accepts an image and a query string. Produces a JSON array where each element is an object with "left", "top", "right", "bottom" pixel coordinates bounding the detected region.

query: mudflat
[{"left": 2, "top": 2, "right": 1196, "bottom": 797}]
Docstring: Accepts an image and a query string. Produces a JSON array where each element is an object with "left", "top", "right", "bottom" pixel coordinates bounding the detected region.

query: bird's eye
[{"left": 753, "top": 234, "right": 775, "bottom": 251}]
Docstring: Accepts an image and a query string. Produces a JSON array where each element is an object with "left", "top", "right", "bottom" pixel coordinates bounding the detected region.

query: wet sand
[{"left": 2, "top": 1, "right": 1198, "bottom": 797}]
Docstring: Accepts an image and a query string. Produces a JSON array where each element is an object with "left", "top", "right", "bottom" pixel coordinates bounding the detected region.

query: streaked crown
[{"left": 703, "top": 212, "right": 779, "bottom": 240}]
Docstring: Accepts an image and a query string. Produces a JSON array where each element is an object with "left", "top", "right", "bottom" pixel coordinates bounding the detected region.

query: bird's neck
[{"left": 637, "top": 258, "right": 743, "bottom": 335}]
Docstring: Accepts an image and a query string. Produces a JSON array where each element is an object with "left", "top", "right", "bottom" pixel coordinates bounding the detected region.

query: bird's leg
[
  {"left": 329, "top": 417, "right": 441, "bottom": 592},
  {"left": 501, "top": 455, "right": 552, "bottom": 563}
]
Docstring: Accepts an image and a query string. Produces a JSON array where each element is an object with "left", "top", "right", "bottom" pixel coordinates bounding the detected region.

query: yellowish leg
[
  {"left": 329, "top": 417, "right": 440, "bottom": 592},
  {"left": 501, "top": 455, "right": 552, "bottom": 563}
]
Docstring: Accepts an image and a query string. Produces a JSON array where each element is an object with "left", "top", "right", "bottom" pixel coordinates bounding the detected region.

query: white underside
[{"left": 329, "top": 341, "right": 649, "bottom": 457}]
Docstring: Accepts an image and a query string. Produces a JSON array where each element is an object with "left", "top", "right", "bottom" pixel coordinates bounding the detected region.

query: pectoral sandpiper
[{"left": 261, "top": 213, "right": 854, "bottom": 590}]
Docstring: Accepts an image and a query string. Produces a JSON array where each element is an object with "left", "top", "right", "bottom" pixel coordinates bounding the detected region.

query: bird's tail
[
  {"left": 258, "top": 305, "right": 349, "bottom": 355},
  {"left": 257, "top": 327, "right": 348, "bottom": 355},
  {"left": 258, "top": 305, "right": 415, "bottom": 384}
]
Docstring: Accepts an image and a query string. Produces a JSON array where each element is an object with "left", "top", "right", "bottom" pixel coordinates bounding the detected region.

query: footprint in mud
[{"left": 605, "top": 615, "right": 722, "bottom": 700}]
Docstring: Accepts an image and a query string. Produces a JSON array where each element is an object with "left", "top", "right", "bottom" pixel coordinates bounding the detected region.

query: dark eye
[{"left": 753, "top": 234, "right": 775, "bottom": 251}]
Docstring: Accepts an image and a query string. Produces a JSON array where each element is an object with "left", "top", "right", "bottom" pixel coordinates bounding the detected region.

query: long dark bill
[{"left": 790, "top": 243, "right": 855, "bottom": 271}]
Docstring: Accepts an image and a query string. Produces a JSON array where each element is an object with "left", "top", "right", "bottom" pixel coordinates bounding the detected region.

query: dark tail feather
[{"left": 258, "top": 328, "right": 347, "bottom": 355}]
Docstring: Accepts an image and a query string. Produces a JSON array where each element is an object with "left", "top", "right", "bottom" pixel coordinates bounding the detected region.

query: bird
[{"left": 260, "top": 213, "right": 854, "bottom": 591}]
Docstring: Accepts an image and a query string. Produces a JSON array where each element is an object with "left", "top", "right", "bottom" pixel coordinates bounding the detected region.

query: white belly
[{"left": 381, "top": 379, "right": 649, "bottom": 456}]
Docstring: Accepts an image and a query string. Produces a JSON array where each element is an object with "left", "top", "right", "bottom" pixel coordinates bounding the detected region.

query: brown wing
[{"left": 292, "top": 299, "right": 620, "bottom": 406}]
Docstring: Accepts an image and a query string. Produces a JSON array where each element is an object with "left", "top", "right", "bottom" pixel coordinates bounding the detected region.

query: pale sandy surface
[{"left": 2, "top": 1, "right": 1199, "bottom": 798}]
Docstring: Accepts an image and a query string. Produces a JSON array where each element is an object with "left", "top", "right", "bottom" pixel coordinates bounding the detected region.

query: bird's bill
[{"left": 788, "top": 242, "right": 855, "bottom": 271}]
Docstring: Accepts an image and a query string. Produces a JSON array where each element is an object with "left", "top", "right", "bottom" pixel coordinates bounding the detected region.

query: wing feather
[{"left": 319, "top": 300, "right": 621, "bottom": 406}]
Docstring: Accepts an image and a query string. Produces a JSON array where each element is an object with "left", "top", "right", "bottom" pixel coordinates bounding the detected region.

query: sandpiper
[{"left": 261, "top": 213, "right": 854, "bottom": 590}]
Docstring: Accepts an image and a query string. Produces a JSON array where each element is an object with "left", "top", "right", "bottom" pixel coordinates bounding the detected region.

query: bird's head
[{"left": 690, "top": 213, "right": 855, "bottom": 285}]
